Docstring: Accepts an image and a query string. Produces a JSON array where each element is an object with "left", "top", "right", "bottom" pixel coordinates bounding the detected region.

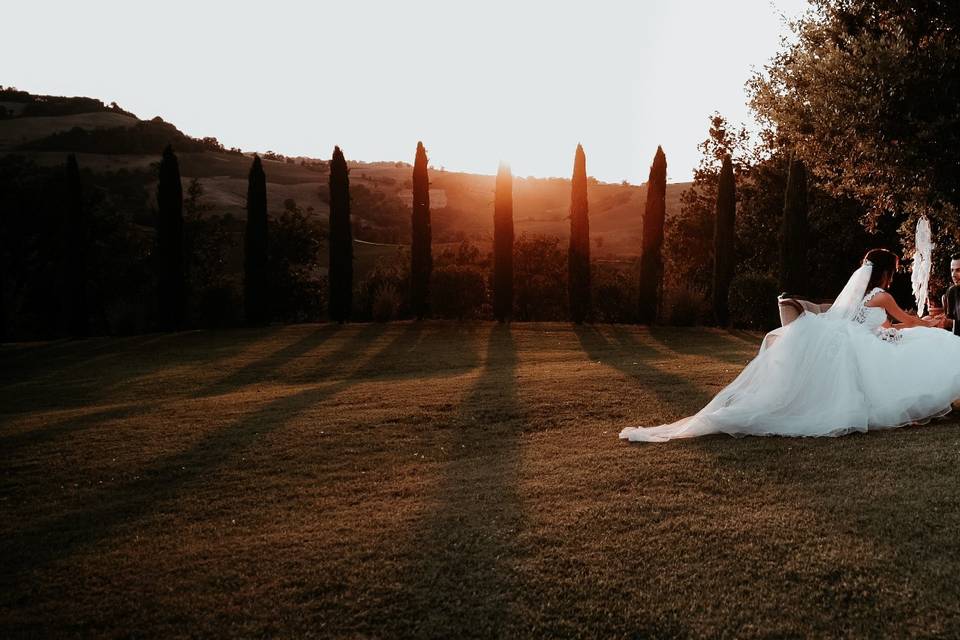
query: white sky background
[{"left": 4, "top": 0, "right": 810, "bottom": 183}]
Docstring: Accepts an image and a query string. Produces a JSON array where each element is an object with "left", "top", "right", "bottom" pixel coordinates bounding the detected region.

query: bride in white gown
[{"left": 620, "top": 248, "right": 960, "bottom": 442}]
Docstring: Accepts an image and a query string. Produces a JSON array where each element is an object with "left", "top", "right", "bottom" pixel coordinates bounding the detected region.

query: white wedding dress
[{"left": 620, "top": 263, "right": 960, "bottom": 442}]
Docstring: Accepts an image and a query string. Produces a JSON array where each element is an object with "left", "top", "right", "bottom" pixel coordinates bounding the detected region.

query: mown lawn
[{"left": 2, "top": 321, "right": 960, "bottom": 638}]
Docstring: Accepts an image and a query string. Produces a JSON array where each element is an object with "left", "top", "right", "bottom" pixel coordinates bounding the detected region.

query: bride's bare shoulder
[{"left": 864, "top": 290, "right": 894, "bottom": 307}]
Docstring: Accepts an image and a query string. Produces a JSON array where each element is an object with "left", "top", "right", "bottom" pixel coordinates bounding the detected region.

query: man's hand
[{"left": 922, "top": 313, "right": 949, "bottom": 329}]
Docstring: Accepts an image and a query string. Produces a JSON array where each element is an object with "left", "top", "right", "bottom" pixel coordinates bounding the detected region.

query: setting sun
[{"left": 5, "top": 0, "right": 807, "bottom": 182}]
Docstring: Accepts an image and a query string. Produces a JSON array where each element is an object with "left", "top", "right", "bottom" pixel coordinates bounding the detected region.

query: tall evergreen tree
[
  {"left": 328, "top": 146, "right": 353, "bottom": 322},
  {"left": 493, "top": 162, "right": 514, "bottom": 323},
  {"left": 638, "top": 146, "right": 667, "bottom": 324},
  {"left": 244, "top": 154, "right": 269, "bottom": 325},
  {"left": 712, "top": 155, "right": 736, "bottom": 326},
  {"left": 411, "top": 141, "right": 432, "bottom": 319},
  {"left": 64, "top": 154, "right": 89, "bottom": 337},
  {"left": 779, "top": 155, "right": 809, "bottom": 295},
  {"left": 568, "top": 143, "right": 591, "bottom": 323},
  {"left": 157, "top": 144, "right": 185, "bottom": 331}
]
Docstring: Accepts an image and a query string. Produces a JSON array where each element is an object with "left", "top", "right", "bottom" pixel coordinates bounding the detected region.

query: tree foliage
[
  {"left": 64, "top": 154, "right": 89, "bottom": 337},
  {"left": 156, "top": 145, "right": 185, "bottom": 331},
  {"left": 712, "top": 155, "right": 736, "bottom": 326},
  {"left": 244, "top": 155, "right": 269, "bottom": 325},
  {"left": 493, "top": 163, "right": 514, "bottom": 322},
  {"left": 568, "top": 144, "right": 591, "bottom": 323},
  {"left": 515, "top": 234, "right": 567, "bottom": 321},
  {"left": 749, "top": 0, "right": 960, "bottom": 255},
  {"left": 666, "top": 114, "right": 752, "bottom": 295},
  {"left": 637, "top": 146, "right": 667, "bottom": 323},
  {"left": 0, "top": 156, "right": 155, "bottom": 339},
  {"left": 779, "top": 157, "right": 809, "bottom": 296},
  {"left": 269, "top": 199, "right": 325, "bottom": 323},
  {"left": 328, "top": 146, "right": 353, "bottom": 323},
  {"left": 411, "top": 141, "right": 432, "bottom": 319}
]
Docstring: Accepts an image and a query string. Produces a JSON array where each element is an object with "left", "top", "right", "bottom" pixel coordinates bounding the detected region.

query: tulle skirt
[{"left": 619, "top": 314, "right": 960, "bottom": 442}]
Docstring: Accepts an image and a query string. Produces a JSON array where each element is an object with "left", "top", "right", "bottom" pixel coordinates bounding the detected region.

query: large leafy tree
[{"left": 749, "top": 0, "right": 960, "bottom": 259}]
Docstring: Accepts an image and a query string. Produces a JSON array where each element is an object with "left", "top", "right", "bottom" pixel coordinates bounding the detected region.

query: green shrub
[
  {"left": 513, "top": 234, "right": 567, "bottom": 321},
  {"left": 197, "top": 284, "right": 242, "bottom": 328},
  {"left": 591, "top": 263, "right": 638, "bottom": 323},
  {"left": 667, "top": 286, "right": 706, "bottom": 326},
  {"left": 371, "top": 283, "right": 402, "bottom": 322},
  {"left": 357, "top": 252, "right": 410, "bottom": 321},
  {"left": 728, "top": 273, "right": 780, "bottom": 330},
  {"left": 432, "top": 264, "right": 487, "bottom": 319}
]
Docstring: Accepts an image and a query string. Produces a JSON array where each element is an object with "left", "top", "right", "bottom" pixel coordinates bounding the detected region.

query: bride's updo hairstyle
[{"left": 863, "top": 248, "right": 899, "bottom": 292}]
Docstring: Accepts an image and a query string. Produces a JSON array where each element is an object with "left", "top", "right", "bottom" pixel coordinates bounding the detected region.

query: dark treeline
[
  {"left": 0, "top": 86, "right": 136, "bottom": 119},
  {"left": 0, "top": 155, "right": 155, "bottom": 339},
  {"left": 11, "top": 0, "right": 952, "bottom": 342},
  {"left": 21, "top": 120, "right": 230, "bottom": 155},
  {"left": 7, "top": 0, "right": 959, "bottom": 339},
  {"left": 0, "top": 135, "right": 852, "bottom": 340},
  {"left": 664, "top": 110, "right": 908, "bottom": 330}
]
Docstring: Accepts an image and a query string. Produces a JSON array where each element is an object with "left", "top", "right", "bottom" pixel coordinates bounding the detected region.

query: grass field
[{"left": 2, "top": 322, "right": 960, "bottom": 638}]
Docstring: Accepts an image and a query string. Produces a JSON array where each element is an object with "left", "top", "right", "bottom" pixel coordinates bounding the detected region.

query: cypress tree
[
  {"left": 244, "top": 154, "right": 269, "bottom": 325},
  {"left": 493, "top": 162, "right": 514, "bottom": 323},
  {"left": 328, "top": 146, "right": 353, "bottom": 322},
  {"left": 637, "top": 146, "right": 667, "bottom": 324},
  {"left": 0, "top": 213, "right": 4, "bottom": 339},
  {"left": 64, "top": 154, "right": 89, "bottom": 337},
  {"left": 157, "top": 144, "right": 185, "bottom": 331},
  {"left": 712, "top": 155, "right": 736, "bottom": 327},
  {"left": 411, "top": 141, "right": 432, "bottom": 320},
  {"left": 568, "top": 143, "right": 591, "bottom": 323},
  {"left": 0, "top": 254, "right": 4, "bottom": 340},
  {"left": 779, "top": 155, "right": 808, "bottom": 295}
]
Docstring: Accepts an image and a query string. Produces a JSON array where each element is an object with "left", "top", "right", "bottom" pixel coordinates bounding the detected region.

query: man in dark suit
[{"left": 941, "top": 254, "right": 960, "bottom": 335}]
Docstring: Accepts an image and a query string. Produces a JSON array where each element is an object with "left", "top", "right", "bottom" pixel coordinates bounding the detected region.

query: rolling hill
[{"left": 0, "top": 87, "right": 691, "bottom": 272}]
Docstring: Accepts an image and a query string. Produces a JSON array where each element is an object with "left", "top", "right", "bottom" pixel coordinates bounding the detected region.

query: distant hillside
[{"left": 0, "top": 87, "right": 690, "bottom": 262}]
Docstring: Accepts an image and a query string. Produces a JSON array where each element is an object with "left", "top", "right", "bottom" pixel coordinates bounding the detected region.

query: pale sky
[{"left": 4, "top": 0, "right": 809, "bottom": 183}]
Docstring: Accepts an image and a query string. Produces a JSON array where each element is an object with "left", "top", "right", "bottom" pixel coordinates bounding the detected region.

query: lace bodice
[
  {"left": 853, "top": 288, "right": 887, "bottom": 328},
  {"left": 853, "top": 287, "right": 902, "bottom": 343}
]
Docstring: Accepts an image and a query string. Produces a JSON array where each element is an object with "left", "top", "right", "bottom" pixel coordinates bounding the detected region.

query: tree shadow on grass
[
  {"left": 725, "top": 328, "right": 766, "bottom": 346},
  {"left": 392, "top": 322, "right": 524, "bottom": 637},
  {"left": 646, "top": 325, "right": 758, "bottom": 366},
  {"left": 0, "top": 322, "right": 407, "bottom": 583},
  {"left": 0, "top": 333, "right": 183, "bottom": 408},
  {"left": 676, "top": 425, "right": 960, "bottom": 634},
  {"left": 0, "top": 326, "right": 330, "bottom": 453},
  {"left": 0, "top": 399, "right": 163, "bottom": 454},
  {"left": 574, "top": 324, "right": 716, "bottom": 414},
  {"left": 2, "top": 320, "right": 490, "bottom": 593},
  {"left": 0, "top": 327, "right": 289, "bottom": 416},
  {"left": 0, "top": 333, "right": 176, "bottom": 380},
  {"left": 191, "top": 324, "right": 340, "bottom": 398}
]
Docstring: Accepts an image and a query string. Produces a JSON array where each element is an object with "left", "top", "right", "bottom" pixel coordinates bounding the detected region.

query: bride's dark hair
[{"left": 863, "top": 248, "right": 899, "bottom": 292}]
